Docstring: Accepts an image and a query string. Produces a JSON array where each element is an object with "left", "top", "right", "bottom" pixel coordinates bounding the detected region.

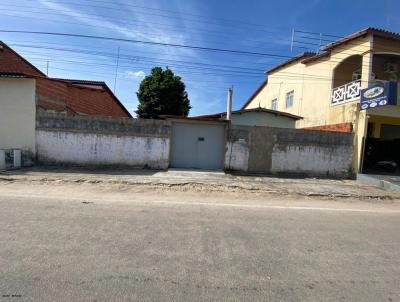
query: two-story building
[{"left": 243, "top": 27, "right": 400, "bottom": 174}]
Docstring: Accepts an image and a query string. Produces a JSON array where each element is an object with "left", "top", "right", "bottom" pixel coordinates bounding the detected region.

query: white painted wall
[
  {"left": 36, "top": 130, "right": 170, "bottom": 169},
  {"left": 271, "top": 145, "right": 352, "bottom": 176},
  {"left": 225, "top": 140, "right": 249, "bottom": 171},
  {"left": 0, "top": 150, "right": 5, "bottom": 171},
  {"left": 0, "top": 78, "right": 36, "bottom": 152}
]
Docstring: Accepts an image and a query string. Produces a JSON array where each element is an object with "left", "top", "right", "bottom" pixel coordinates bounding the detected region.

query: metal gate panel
[{"left": 170, "top": 122, "right": 225, "bottom": 170}]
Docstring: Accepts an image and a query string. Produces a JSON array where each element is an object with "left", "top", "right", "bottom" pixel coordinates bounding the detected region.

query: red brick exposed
[
  {"left": 303, "top": 123, "right": 353, "bottom": 133},
  {"left": 0, "top": 44, "right": 45, "bottom": 77},
  {"left": 35, "top": 77, "right": 131, "bottom": 118}
]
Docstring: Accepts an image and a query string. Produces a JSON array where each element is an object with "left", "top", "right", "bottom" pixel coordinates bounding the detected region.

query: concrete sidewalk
[
  {"left": 358, "top": 173, "right": 400, "bottom": 191},
  {"left": 1, "top": 167, "right": 399, "bottom": 200}
]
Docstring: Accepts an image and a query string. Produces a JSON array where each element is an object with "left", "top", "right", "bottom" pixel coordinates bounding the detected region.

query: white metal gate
[{"left": 170, "top": 121, "right": 225, "bottom": 170}]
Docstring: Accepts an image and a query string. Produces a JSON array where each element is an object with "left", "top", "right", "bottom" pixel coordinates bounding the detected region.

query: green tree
[{"left": 135, "top": 67, "right": 191, "bottom": 118}]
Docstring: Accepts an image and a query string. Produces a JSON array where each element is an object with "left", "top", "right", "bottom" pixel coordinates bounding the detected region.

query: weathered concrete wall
[
  {"left": 36, "top": 113, "right": 171, "bottom": 169},
  {"left": 0, "top": 78, "right": 36, "bottom": 166},
  {"left": 225, "top": 125, "right": 354, "bottom": 178}
]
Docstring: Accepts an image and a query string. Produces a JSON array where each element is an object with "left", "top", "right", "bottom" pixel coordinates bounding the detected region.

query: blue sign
[{"left": 360, "top": 81, "right": 397, "bottom": 110}]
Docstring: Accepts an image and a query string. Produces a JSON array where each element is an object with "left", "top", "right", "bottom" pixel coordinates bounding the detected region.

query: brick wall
[
  {"left": 36, "top": 78, "right": 130, "bottom": 118},
  {"left": 302, "top": 123, "right": 353, "bottom": 133},
  {"left": 68, "top": 84, "right": 130, "bottom": 117},
  {"left": 36, "top": 78, "right": 69, "bottom": 113}
]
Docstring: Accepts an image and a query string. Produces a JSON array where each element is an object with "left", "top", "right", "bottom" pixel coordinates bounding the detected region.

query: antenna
[
  {"left": 318, "top": 33, "right": 323, "bottom": 53},
  {"left": 113, "top": 46, "right": 120, "bottom": 93}
]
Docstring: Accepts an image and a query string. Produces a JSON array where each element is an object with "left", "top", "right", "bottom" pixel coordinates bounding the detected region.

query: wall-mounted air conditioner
[{"left": 383, "top": 62, "right": 398, "bottom": 73}]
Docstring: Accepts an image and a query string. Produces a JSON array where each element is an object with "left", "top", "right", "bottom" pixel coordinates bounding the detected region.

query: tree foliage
[{"left": 135, "top": 67, "right": 191, "bottom": 118}]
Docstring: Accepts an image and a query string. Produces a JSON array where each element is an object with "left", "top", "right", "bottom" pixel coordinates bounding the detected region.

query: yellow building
[{"left": 243, "top": 27, "right": 400, "bottom": 174}]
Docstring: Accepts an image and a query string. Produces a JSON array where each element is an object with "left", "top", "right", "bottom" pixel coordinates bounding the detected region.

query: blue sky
[{"left": 1, "top": 0, "right": 399, "bottom": 116}]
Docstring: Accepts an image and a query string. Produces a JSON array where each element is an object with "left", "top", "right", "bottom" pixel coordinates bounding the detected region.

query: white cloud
[
  {"left": 125, "top": 70, "right": 146, "bottom": 79},
  {"left": 37, "top": 0, "right": 188, "bottom": 45}
]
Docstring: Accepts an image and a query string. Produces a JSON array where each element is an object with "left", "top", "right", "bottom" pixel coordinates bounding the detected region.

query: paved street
[{"left": 0, "top": 180, "right": 400, "bottom": 301}]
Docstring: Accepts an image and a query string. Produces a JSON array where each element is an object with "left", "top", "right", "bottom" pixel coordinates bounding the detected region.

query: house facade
[
  {"left": 243, "top": 28, "right": 400, "bottom": 173},
  {"left": 194, "top": 108, "right": 301, "bottom": 128},
  {"left": 0, "top": 42, "right": 131, "bottom": 168},
  {"left": 0, "top": 41, "right": 131, "bottom": 118}
]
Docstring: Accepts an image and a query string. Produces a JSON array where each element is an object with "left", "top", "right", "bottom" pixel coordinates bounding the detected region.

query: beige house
[{"left": 243, "top": 27, "right": 400, "bottom": 173}]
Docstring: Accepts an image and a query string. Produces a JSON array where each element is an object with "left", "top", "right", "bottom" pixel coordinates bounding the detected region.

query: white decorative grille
[{"left": 331, "top": 80, "right": 361, "bottom": 106}]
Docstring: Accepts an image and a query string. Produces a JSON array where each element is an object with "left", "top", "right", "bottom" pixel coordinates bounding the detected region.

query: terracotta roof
[
  {"left": 241, "top": 79, "right": 268, "bottom": 110},
  {"left": 301, "top": 51, "right": 330, "bottom": 64},
  {"left": 194, "top": 108, "right": 302, "bottom": 121},
  {"left": 0, "top": 41, "right": 132, "bottom": 118},
  {"left": 50, "top": 78, "right": 105, "bottom": 86},
  {"left": 303, "top": 27, "right": 400, "bottom": 64},
  {"left": 0, "top": 41, "right": 46, "bottom": 77},
  {"left": 322, "top": 27, "right": 400, "bottom": 51},
  {"left": 266, "top": 52, "right": 316, "bottom": 74},
  {"left": 46, "top": 77, "right": 132, "bottom": 118}
]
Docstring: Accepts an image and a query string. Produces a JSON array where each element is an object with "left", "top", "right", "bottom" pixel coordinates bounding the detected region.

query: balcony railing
[{"left": 331, "top": 80, "right": 361, "bottom": 106}]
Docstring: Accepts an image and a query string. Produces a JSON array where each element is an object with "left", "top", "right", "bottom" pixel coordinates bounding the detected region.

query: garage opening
[
  {"left": 170, "top": 120, "right": 226, "bottom": 170},
  {"left": 363, "top": 118, "right": 400, "bottom": 175}
]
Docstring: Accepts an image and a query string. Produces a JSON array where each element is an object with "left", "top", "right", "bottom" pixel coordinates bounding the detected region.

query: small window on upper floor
[
  {"left": 285, "top": 91, "right": 294, "bottom": 108},
  {"left": 271, "top": 98, "right": 277, "bottom": 110}
]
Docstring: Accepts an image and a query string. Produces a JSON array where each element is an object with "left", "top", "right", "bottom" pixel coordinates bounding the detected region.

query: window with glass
[{"left": 285, "top": 91, "right": 294, "bottom": 108}]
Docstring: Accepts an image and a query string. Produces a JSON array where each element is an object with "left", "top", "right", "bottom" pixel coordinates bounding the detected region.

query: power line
[
  {"left": 9, "top": 41, "right": 378, "bottom": 81},
  {"left": 0, "top": 4, "right": 292, "bottom": 46},
  {"left": 9, "top": 38, "right": 387, "bottom": 82},
  {"left": 24, "top": 53, "right": 371, "bottom": 84},
  {"left": 5, "top": 38, "right": 274, "bottom": 67},
  {"left": 0, "top": 29, "right": 293, "bottom": 58},
  {"left": 9, "top": 43, "right": 267, "bottom": 72},
  {"left": 294, "top": 29, "right": 400, "bottom": 55},
  {"left": 15, "top": 0, "right": 289, "bottom": 34}
]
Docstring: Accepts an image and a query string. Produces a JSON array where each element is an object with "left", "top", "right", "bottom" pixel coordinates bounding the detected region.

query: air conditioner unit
[{"left": 383, "top": 62, "right": 398, "bottom": 73}]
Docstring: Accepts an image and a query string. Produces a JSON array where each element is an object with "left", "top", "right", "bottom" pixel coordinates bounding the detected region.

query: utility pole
[
  {"left": 226, "top": 86, "right": 233, "bottom": 121},
  {"left": 113, "top": 47, "right": 120, "bottom": 94},
  {"left": 46, "top": 60, "right": 49, "bottom": 76}
]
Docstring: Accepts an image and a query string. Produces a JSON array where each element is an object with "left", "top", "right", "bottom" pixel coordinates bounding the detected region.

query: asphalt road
[{"left": 0, "top": 183, "right": 399, "bottom": 301}]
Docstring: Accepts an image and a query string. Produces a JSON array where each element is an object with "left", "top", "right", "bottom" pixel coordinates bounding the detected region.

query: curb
[{"left": 357, "top": 174, "right": 400, "bottom": 191}]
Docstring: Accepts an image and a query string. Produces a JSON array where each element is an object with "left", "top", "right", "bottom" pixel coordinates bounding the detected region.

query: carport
[{"left": 363, "top": 106, "right": 400, "bottom": 175}]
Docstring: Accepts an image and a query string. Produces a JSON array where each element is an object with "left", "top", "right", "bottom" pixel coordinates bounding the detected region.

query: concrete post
[
  {"left": 0, "top": 150, "right": 5, "bottom": 171},
  {"left": 226, "top": 87, "right": 233, "bottom": 121},
  {"left": 356, "top": 34, "right": 374, "bottom": 173},
  {"left": 13, "top": 149, "right": 21, "bottom": 168}
]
